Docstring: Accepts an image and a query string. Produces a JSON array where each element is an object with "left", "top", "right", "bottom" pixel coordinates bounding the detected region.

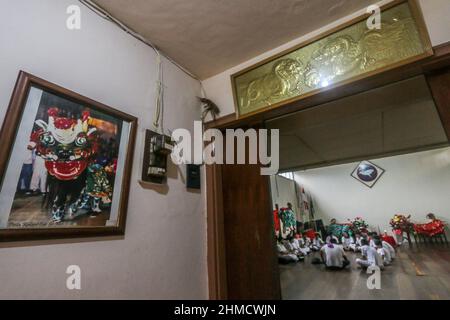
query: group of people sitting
[
  {"left": 277, "top": 231, "right": 397, "bottom": 271},
  {"left": 277, "top": 233, "right": 324, "bottom": 263}
]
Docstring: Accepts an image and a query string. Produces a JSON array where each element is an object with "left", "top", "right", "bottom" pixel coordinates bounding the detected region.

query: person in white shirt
[
  {"left": 30, "top": 146, "right": 47, "bottom": 195},
  {"left": 277, "top": 241, "right": 299, "bottom": 263},
  {"left": 288, "top": 238, "right": 302, "bottom": 255},
  {"left": 299, "top": 240, "right": 311, "bottom": 255},
  {"left": 356, "top": 239, "right": 384, "bottom": 270},
  {"left": 341, "top": 232, "right": 354, "bottom": 251},
  {"left": 375, "top": 239, "right": 391, "bottom": 265},
  {"left": 349, "top": 233, "right": 363, "bottom": 252},
  {"left": 304, "top": 236, "right": 312, "bottom": 248},
  {"left": 311, "top": 233, "right": 325, "bottom": 251},
  {"left": 320, "top": 238, "right": 350, "bottom": 269},
  {"left": 326, "top": 233, "right": 339, "bottom": 244},
  {"left": 291, "top": 236, "right": 310, "bottom": 256},
  {"left": 382, "top": 240, "right": 396, "bottom": 260}
]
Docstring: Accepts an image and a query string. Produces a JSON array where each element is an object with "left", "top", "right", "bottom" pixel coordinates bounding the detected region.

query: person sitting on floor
[
  {"left": 283, "top": 239, "right": 296, "bottom": 253},
  {"left": 292, "top": 235, "right": 311, "bottom": 256},
  {"left": 320, "top": 238, "right": 350, "bottom": 270},
  {"left": 375, "top": 239, "right": 391, "bottom": 265},
  {"left": 368, "top": 232, "right": 378, "bottom": 248},
  {"left": 381, "top": 230, "right": 397, "bottom": 248},
  {"left": 289, "top": 237, "right": 303, "bottom": 256},
  {"left": 299, "top": 239, "right": 311, "bottom": 255},
  {"left": 304, "top": 234, "right": 312, "bottom": 248},
  {"left": 341, "top": 232, "right": 354, "bottom": 251},
  {"left": 326, "top": 232, "right": 339, "bottom": 244},
  {"left": 292, "top": 234, "right": 303, "bottom": 249},
  {"left": 277, "top": 241, "right": 300, "bottom": 264},
  {"left": 356, "top": 239, "right": 384, "bottom": 270},
  {"left": 311, "top": 232, "right": 325, "bottom": 251},
  {"left": 382, "top": 238, "right": 396, "bottom": 260},
  {"left": 286, "top": 238, "right": 307, "bottom": 257},
  {"left": 349, "top": 233, "right": 363, "bottom": 252}
]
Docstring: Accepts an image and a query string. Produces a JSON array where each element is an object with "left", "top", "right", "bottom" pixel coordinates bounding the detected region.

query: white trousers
[
  {"left": 356, "top": 258, "right": 384, "bottom": 270},
  {"left": 356, "top": 258, "right": 374, "bottom": 268},
  {"left": 30, "top": 157, "right": 47, "bottom": 192}
]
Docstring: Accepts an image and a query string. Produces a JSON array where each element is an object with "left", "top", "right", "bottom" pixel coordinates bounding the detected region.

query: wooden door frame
[{"left": 205, "top": 42, "right": 450, "bottom": 300}]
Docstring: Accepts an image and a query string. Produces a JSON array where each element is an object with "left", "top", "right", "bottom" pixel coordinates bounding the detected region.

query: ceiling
[
  {"left": 92, "top": 0, "right": 378, "bottom": 79},
  {"left": 266, "top": 76, "right": 448, "bottom": 171}
]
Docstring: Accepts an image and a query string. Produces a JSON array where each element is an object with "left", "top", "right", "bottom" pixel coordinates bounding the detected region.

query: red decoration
[
  {"left": 273, "top": 209, "right": 280, "bottom": 232},
  {"left": 304, "top": 229, "right": 316, "bottom": 240},
  {"left": 381, "top": 234, "right": 397, "bottom": 247},
  {"left": 390, "top": 214, "right": 413, "bottom": 232},
  {"left": 414, "top": 219, "right": 446, "bottom": 237},
  {"left": 53, "top": 117, "right": 77, "bottom": 129},
  {"left": 82, "top": 110, "right": 90, "bottom": 122},
  {"left": 47, "top": 107, "right": 59, "bottom": 117},
  {"left": 45, "top": 160, "right": 88, "bottom": 181}
]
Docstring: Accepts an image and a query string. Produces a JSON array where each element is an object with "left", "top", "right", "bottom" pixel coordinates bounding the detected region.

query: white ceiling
[
  {"left": 266, "top": 76, "right": 448, "bottom": 171},
  {"left": 92, "top": 0, "right": 378, "bottom": 79}
]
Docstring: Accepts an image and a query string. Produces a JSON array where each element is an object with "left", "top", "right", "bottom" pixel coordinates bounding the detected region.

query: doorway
[
  {"left": 267, "top": 75, "right": 450, "bottom": 300},
  {"left": 206, "top": 63, "right": 450, "bottom": 300}
]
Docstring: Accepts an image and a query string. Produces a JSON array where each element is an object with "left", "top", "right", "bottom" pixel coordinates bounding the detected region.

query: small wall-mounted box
[
  {"left": 186, "top": 164, "right": 201, "bottom": 189},
  {"left": 141, "top": 129, "right": 174, "bottom": 185}
]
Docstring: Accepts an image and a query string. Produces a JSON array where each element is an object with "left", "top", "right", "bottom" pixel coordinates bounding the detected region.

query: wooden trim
[
  {"left": 284, "top": 142, "right": 450, "bottom": 173},
  {"left": 426, "top": 66, "right": 450, "bottom": 140},
  {"left": 423, "top": 41, "right": 450, "bottom": 72},
  {"left": 0, "top": 72, "right": 29, "bottom": 182},
  {"left": 206, "top": 164, "right": 227, "bottom": 299},
  {"left": 0, "top": 71, "right": 137, "bottom": 242},
  {"left": 204, "top": 113, "right": 237, "bottom": 130},
  {"left": 208, "top": 42, "right": 450, "bottom": 131},
  {"left": 231, "top": 0, "right": 434, "bottom": 119}
]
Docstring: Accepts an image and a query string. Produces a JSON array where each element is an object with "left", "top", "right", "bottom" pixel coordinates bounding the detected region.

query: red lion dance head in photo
[{"left": 32, "top": 107, "right": 98, "bottom": 180}]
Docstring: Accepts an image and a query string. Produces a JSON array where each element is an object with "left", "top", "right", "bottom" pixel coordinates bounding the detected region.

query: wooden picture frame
[{"left": 0, "top": 71, "right": 137, "bottom": 242}]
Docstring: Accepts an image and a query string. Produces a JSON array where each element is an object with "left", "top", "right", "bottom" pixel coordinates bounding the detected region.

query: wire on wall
[
  {"left": 78, "top": 0, "right": 199, "bottom": 82},
  {"left": 153, "top": 53, "right": 164, "bottom": 134},
  {"left": 78, "top": 0, "right": 201, "bottom": 134}
]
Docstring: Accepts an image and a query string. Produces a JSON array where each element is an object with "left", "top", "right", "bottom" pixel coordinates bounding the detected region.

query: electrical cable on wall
[
  {"left": 78, "top": 0, "right": 199, "bottom": 81},
  {"left": 79, "top": 0, "right": 181, "bottom": 135},
  {"left": 153, "top": 52, "right": 164, "bottom": 134},
  {"left": 78, "top": 0, "right": 220, "bottom": 131}
]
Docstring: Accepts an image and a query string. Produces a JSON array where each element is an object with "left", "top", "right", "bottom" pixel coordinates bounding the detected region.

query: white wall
[
  {"left": 0, "top": 0, "right": 207, "bottom": 299},
  {"left": 294, "top": 147, "right": 450, "bottom": 237},
  {"left": 201, "top": 0, "right": 450, "bottom": 119},
  {"left": 269, "top": 175, "right": 301, "bottom": 220}
]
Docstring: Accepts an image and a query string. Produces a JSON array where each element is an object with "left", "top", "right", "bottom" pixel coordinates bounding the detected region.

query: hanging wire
[
  {"left": 78, "top": 0, "right": 199, "bottom": 135},
  {"left": 78, "top": 0, "right": 199, "bottom": 81},
  {"left": 153, "top": 52, "right": 164, "bottom": 133}
]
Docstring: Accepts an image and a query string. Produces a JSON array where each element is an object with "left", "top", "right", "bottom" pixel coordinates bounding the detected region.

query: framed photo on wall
[
  {"left": 0, "top": 71, "right": 137, "bottom": 241},
  {"left": 351, "top": 160, "right": 385, "bottom": 188}
]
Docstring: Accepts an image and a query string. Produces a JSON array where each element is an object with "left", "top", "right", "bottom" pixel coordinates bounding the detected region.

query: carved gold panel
[{"left": 231, "top": 0, "right": 433, "bottom": 118}]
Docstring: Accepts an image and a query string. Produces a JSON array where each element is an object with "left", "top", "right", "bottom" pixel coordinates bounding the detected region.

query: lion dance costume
[{"left": 32, "top": 108, "right": 99, "bottom": 222}]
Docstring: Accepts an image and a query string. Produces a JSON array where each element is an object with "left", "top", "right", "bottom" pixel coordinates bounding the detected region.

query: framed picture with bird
[{"left": 350, "top": 160, "right": 385, "bottom": 188}]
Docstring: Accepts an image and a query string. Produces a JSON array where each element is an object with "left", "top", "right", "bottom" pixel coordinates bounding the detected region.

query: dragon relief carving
[
  {"left": 238, "top": 15, "right": 422, "bottom": 111},
  {"left": 239, "top": 58, "right": 304, "bottom": 110}
]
